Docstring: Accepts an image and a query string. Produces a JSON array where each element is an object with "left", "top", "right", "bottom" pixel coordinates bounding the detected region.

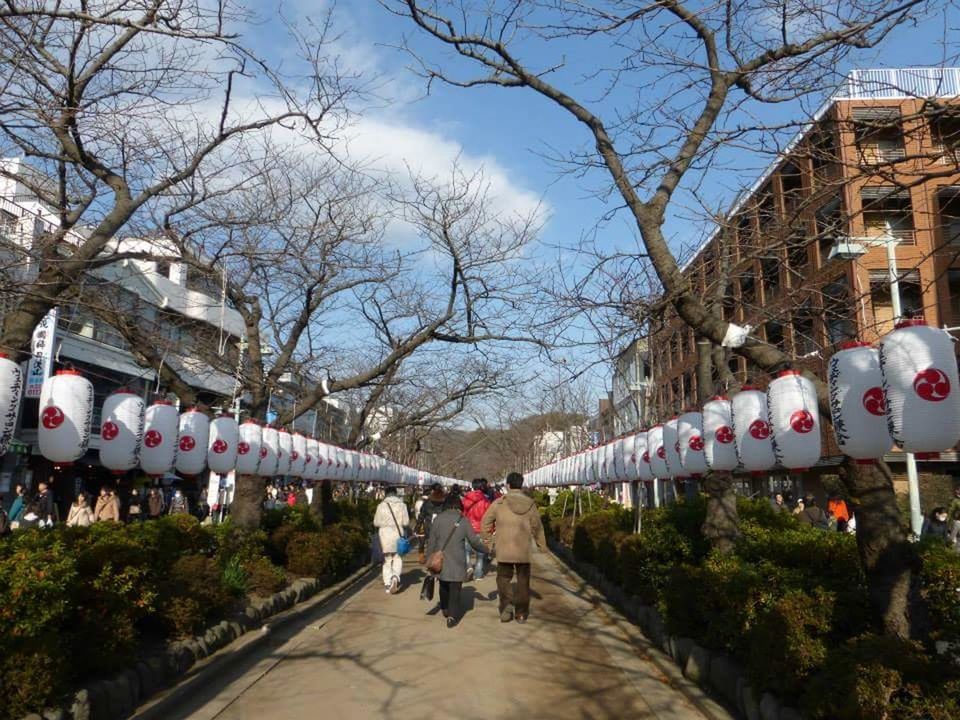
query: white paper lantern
[
  {"left": 276, "top": 430, "right": 293, "bottom": 476},
  {"left": 768, "top": 370, "right": 822, "bottom": 471},
  {"left": 140, "top": 400, "right": 178, "bottom": 476},
  {"left": 289, "top": 433, "right": 307, "bottom": 478},
  {"left": 678, "top": 411, "right": 708, "bottom": 477},
  {"left": 828, "top": 343, "right": 893, "bottom": 461},
  {"left": 732, "top": 387, "right": 776, "bottom": 473},
  {"left": 622, "top": 435, "right": 637, "bottom": 480},
  {"left": 176, "top": 408, "right": 209, "bottom": 476},
  {"left": 0, "top": 354, "right": 23, "bottom": 455},
  {"left": 38, "top": 370, "right": 93, "bottom": 464},
  {"left": 648, "top": 425, "right": 668, "bottom": 478},
  {"left": 634, "top": 431, "right": 653, "bottom": 481},
  {"left": 663, "top": 418, "right": 682, "bottom": 478},
  {"left": 235, "top": 420, "right": 262, "bottom": 475},
  {"left": 879, "top": 320, "right": 960, "bottom": 455},
  {"left": 99, "top": 390, "right": 144, "bottom": 473},
  {"left": 258, "top": 426, "right": 280, "bottom": 476},
  {"left": 703, "top": 397, "right": 738, "bottom": 472},
  {"left": 208, "top": 415, "right": 239, "bottom": 475},
  {"left": 305, "top": 437, "right": 320, "bottom": 480}
]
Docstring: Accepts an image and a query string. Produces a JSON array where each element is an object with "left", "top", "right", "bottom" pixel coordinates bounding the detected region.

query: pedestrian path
[{"left": 172, "top": 552, "right": 727, "bottom": 720}]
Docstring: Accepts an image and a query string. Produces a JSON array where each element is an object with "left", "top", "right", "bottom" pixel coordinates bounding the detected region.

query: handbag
[
  {"left": 420, "top": 574, "right": 435, "bottom": 601},
  {"left": 426, "top": 518, "right": 461, "bottom": 574},
  {"left": 386, "top": 503, "right": 411, "bottom": 555}
]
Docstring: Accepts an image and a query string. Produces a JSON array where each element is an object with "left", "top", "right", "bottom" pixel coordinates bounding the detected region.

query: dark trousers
[
  {"left": 439, "top": 580, "right": 462, "bottom": 618},
  {"left": 497, "top": 562, "right": 531, "bottom": 616}
]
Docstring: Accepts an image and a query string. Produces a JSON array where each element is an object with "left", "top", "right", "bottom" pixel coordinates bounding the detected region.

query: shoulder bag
[
  {"left": 426, "top": 517, "right": 461, "bottom": 574},
  {"left": 386, "top": 503, "right": 411, "bottom": 555}
]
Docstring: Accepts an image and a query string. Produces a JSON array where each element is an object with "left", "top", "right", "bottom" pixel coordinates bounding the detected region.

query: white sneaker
[
  {"left": 389, "top": 577, "right": 400, "bottom": 594},
  {"left": 385, "top": 586, "right": 391, "bottom": 594},
  {"left": 465, "top": 567, "right": 475, "bottom": 582}
]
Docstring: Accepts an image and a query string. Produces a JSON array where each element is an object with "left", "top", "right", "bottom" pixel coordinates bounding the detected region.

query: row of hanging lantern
[
  {"left": 0, "top": 367, "right": 462, "bottom": 486},
  {"left": 527, "top": 320, "right": 960, "bottom": 486}
]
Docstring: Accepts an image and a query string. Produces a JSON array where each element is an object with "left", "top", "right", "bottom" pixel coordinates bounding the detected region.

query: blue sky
[{"left": 248, "top": 1, "right": 960, "bottom": 405}]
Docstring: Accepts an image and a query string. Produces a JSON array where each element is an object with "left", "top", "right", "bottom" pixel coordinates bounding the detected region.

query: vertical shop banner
[{"left": 25, "top": 308, "right": 58, "bottom": 398}]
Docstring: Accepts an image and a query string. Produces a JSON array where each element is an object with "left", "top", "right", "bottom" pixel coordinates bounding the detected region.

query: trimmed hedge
[
  {"left": 547, "top": 495, "right": 960, "bottom": 720},
  {"left": 0, "top": 500, "right": 371, "bottom": 719}
]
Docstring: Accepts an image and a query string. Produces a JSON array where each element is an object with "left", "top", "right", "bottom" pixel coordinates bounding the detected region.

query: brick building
[{"left": 650, "top": 67, "right": 960, "bottom": 504}]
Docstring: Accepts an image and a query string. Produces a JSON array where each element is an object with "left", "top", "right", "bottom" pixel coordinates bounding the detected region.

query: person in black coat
[
  {"left": 36, "top": 481, "right": 56, "bottom": 527},
  {"left": 425, "top": 493, "right": 489, "bottom": 628},
  {"left": 922, "top": 507, "right": 950, "bottom": 542}
]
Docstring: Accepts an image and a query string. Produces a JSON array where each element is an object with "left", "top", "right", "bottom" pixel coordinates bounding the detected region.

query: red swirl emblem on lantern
[
  {"left": 716, "top": 425, "right": 734, "bottom": 444},
  {"left": 237, "top": 441, "right": 250, "bottom": 455},
  {"left": 259, "top": 446, "right": 268, "bottom": 459},
  {"left": 913, "top": 368, "right": 951, "bottom": 402},
  {"left": 749, "top": 419, "right": 771, "bottom": 440},
  {"left": 642, "top": 450, "right": 650, "bottom": 463},
  {"left": 144, "top": 430, "right": 162, "bottom": 448},
  {"left": 179, "top": 435, "right": 196, "bottom": 452},
  {"left": 656, "top": 446, "right": 666, "bottom": 459},
  {"left": 790, "top": 410, "right": 815, "bottom": 434},
  {"left": 101, "top": 421, "right": 119, "bottom": 440},
  {"left": 689, "top": 435, "right": 704, "bottom": 451},
  {"left": 42, "top": 405, "right": 65, "bottom": 430},
  {"left": 862, "top": 386, "right": 886, "bottom": 416},
  {"left": 211, "top": 438, "right": 228, "bottom": 454},
  {"left": 291, "top": 451, "right": 299, "bottom": 461}
]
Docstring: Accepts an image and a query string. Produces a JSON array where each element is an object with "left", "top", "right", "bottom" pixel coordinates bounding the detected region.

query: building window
[
  {"left": 792, "top": 309, "right": 818, "bottom": 357},
  {"left": 155, "top": 260, "right": 172, "bottom": 278},
  {"left": 823, "top": 279, "right": 856, "bottom": 346},
  {"left": 938, "top": 190, "right": 960, "bottom": 246},
  {"left": 861, "top": 187, "right": 915, "bottom": 244},
  {"left": 727, "top": 356, "right": 741, "bottom": 382},
  {"left": 737, "top": 212, "right": 755, "bottom": 254},
  {"left": 810, "top": 124, "right": 840, "bottom": 185},
  {"left": 780, "top": 162, "right": 805, "bottom": 215},
  {"left": 739, "top": 269, "right": 757, "bottom": 308},
  {"left": 760, "top": 256, "right": 780, "bottom": 298},
  {"left": 949, "top": 271, "right": 960, "bottom": 326},
  {"left": 870, "top": 271, "right": 923, "bottom": 336},
  {"left": 815, "top": 197, "right": 845, "bottom": 264},
  {"left": 932, "top": 113, "right": 960, "bottom": 164},
  {"left": 0, "top": 209, "right": 16, "bottom": 236},
  {"left": 764, "top": 320, "right": 785, "bottom": 350},
  {"left": 787, "top": 235, "right": 809, "bottom": 276},
  {"left": 852, "top": 107, "right": 905, "bottom": 164}
]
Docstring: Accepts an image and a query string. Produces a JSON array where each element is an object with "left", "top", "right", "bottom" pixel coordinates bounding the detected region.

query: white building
[{"left": 611, "top": 339, "right": 650, "bottom": 435}]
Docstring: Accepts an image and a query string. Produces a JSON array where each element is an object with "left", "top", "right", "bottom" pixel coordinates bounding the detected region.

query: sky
[{"left": 243, "top": 1, "right": 960, "bottom": 409}]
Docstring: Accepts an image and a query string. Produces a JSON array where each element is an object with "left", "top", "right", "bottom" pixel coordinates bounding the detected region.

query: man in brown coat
[{"left": 481, "top": 471, "right": 546, "bottom": 624}]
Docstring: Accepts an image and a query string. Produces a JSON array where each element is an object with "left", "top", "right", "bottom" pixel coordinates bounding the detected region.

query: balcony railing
[{"left": 840, "top": 68, "right": 960, "bottom": 100}]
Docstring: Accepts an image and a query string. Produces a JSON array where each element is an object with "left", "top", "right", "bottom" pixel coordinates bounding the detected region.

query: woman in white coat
[{"left": 373, "top": 487, "right": 410, "bottom": 594}]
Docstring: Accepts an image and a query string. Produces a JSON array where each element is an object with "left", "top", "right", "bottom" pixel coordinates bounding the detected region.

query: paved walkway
[{"left": 166, "top": 553, "right": 725, "bottom": 720}]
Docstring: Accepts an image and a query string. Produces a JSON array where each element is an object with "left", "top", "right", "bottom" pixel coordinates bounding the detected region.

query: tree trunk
[
  {"left": 309, "top": 479, "right": 336, "bottom": 526},
  {"left": 231, "top": 474, "right": 265, "bottom": 530},
  {"left": 701, "top": 472, "right": 739, "bottom": 553},
  {"left": 842, "top": 459, "right": 914, "bottom": 638}
]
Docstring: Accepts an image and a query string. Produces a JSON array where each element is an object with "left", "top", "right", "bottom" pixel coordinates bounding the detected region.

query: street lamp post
[{"left": 832, "top": 228, "right": 923, "bottom": 537}]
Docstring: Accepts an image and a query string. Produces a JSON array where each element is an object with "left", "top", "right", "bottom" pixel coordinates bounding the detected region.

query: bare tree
[
  {"left": 388, "top": 0, "right": 948, "bottom": 637},
  {"left": 0, "top": 0, "right": 355, "bottom": 356}
]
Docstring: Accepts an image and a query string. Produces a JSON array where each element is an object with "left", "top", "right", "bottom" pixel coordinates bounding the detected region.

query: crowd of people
[
  {"left": 920, "top": 486, "right": 960, "bottom": 549},
  {"left": 768, "top": 490, "right": 857, "bottom": 532},
  {"left": 1, "top": 480, "right": 210, "bottom": 534},
  {"left": 373, "top": 472, "right": 546, "bottom": 629}
]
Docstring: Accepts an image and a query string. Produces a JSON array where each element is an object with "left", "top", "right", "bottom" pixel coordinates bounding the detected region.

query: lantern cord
[{"left": 155, "top": 350, "right": 168, "bottom": 394}]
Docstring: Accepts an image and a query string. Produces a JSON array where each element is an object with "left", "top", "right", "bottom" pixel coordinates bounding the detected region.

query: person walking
[
  {"left": 36, "top": 481, "right": 57, "bottom": 527},
  {"left": 481, "top": 472, "right": 546, "bottom": 624},
  {"left": 922, "top": 507, "right": 951, "bottom": 542},
  {"left": 462, "top": 478, "right": 492, "bottom": 580},
  {"left": 426, "top": 493, "right": 490, "bottom": 628},
  {"left": 416, "top": 484, "right": 446, "bottom": 563},
  {"left": 769, "top": 492, "right": 787, "bottom": 513},
  {"left": 67, "top": 492, "right": 95, "bottom": 527},
  {"left": 127, "top": 487, "right": 144, "bottom": 522},
  {"left": 94, "top": 486, "right": 121, "bottom": 523},
  {"left": 796, "top": 494, "right": 829, "bottom": 528},
  {"left": 8, "top": 483, "right": 27, "bottom": 528},
  {"left": 373, "top": 486, "right": 410, "bottom": 594},
  {"left": 827, "top": 494, "right": 851, "bottom": 532},
  {"left": 168, "top": 488, "right": 190, "bottom": 515},
  {"left": 146, "top": 487, "right": 165, "bottom": 518}
]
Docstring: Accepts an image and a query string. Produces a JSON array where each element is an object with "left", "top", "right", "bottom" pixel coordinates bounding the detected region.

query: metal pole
[{"left": 883, "top": 229, "right": 923, "bottom": 538}]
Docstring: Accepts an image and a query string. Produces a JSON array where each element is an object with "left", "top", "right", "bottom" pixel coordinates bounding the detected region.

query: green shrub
[
  {"left": 617, "top": 517, "right": 694, "bottom": 604},
  {"left": 286, "top": 523, "right": 367, "bottom": 579},
  {"left": 805, "top": 635, "right": 960, "bottom": 720},
  {"left": 917, "top": 539, "right": 960, "bottom": 655},
  {"left": 243, "top": 556, "right": 286, "bottom": 596},
  {"left": 222, "top": 555, "right": 248, "bottom": 596},
  {"left": 159, "top": 555, "right": 233, "bottom": 637}
]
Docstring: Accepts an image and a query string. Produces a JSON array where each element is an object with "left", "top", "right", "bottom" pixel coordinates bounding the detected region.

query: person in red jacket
[{"left": 462, "top": 478, "right": 492, "bottom": 580}]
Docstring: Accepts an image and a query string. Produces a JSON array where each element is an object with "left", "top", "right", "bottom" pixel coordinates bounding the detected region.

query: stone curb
[
  {"left": 27, "top": 558, "right": 373, "bottom": 720},
  {"left": 547, "top": 538, "right": 804, "bottom": 720}
]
